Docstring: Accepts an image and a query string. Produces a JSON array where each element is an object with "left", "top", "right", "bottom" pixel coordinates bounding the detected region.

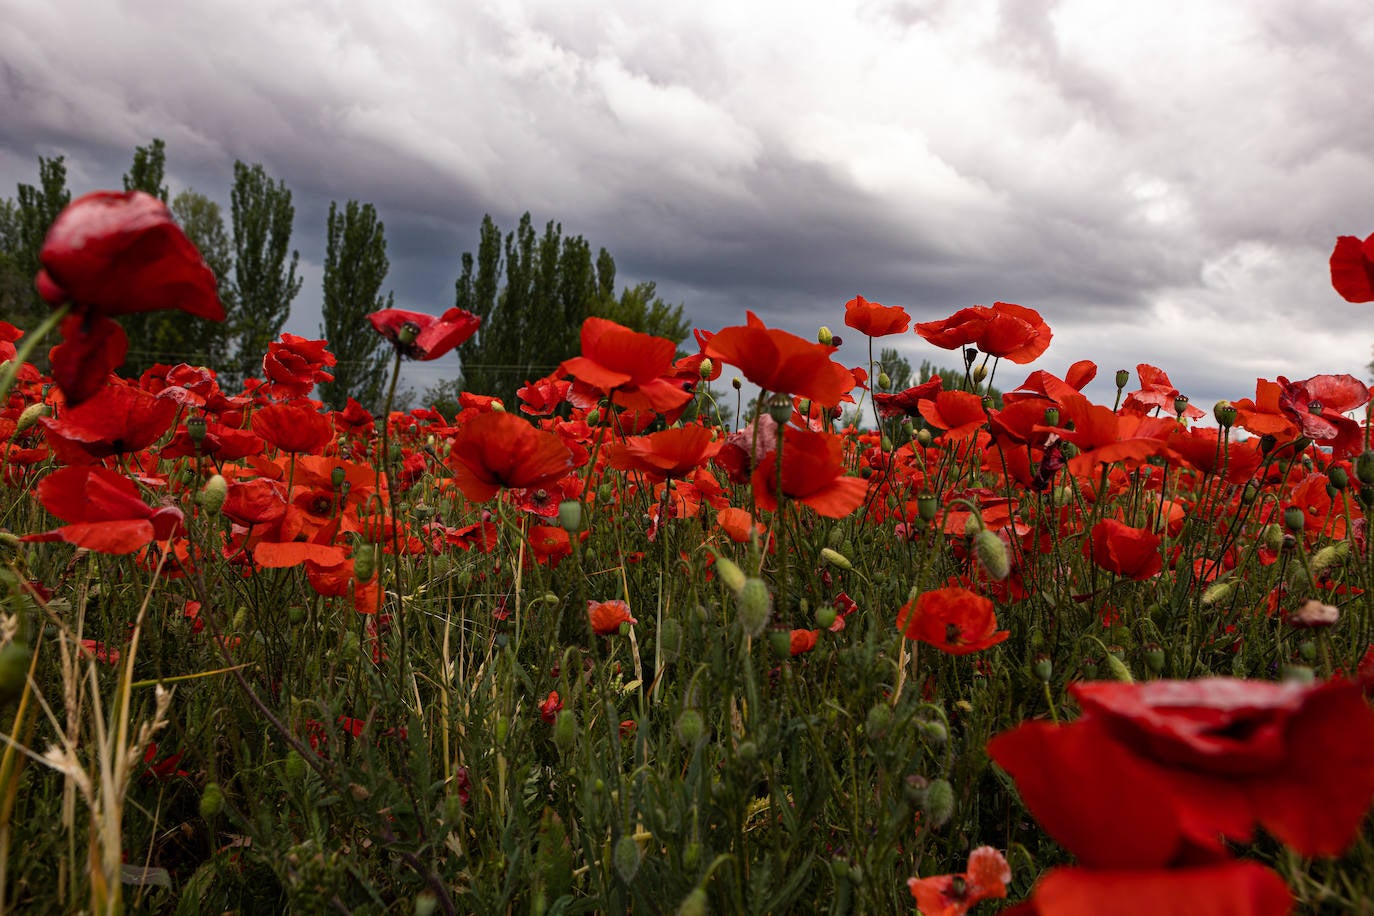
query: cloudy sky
[{"left": 3, "top": 0, "right": 1372, "bottom": 410}]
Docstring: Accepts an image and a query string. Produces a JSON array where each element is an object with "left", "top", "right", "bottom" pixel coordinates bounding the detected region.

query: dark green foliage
[
  {"left": 319, "top": 200, "right": 392, "bottom": 411},
  {"left": 167, "top": 189, "right": 237, "bottom": 372},
  {"left": 229, "top": 161, "right": 301, "bottom": 385},
  {"left": 8, "top": 155, "right": 70, "bottom": 334},
  {"left": 453, "top": 212, "right": 689, "bottom": 408}
]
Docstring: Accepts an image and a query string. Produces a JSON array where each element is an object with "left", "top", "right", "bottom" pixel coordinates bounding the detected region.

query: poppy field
[{"left": 2, "top": 191, "right": 1374, "bottom": 914}]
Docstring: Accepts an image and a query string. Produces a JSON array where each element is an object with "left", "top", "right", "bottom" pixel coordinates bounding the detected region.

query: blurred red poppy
[
  {"left": 252, "top": 402, "right": 336, "bottom": 455},
  {"left": 588, "top": 599, "right": 637, "bottom": 635},
  {"left": 1087, "top": 519, "right": 1162, "bottom": 580},
  {"left": 40, "top": 382, "right": 177, "bottom": 461},
  {"left": 608, "top": 425, "right": 721, "bottom": 481},
  {"left": 908, "top": 846, "right": 1010, "bottom": 916},
  {"left": 843, "top": 295, "right": 909, "bottom": 337},
  {"left": 1004, "top": 862, "right": 1291, "bottom": 916},
  {"left": 788, "top": 629, "right": 819, "bottom": 656},
  {"left": 447, "top": 411, "right": 575, "bottom": 502},
  {"left": 705, "top": 311, "right": 855, "bottom": 406},
  {"left": 1330, "top": 231, "right": 1374, "bottom": 303},
  {"left": 560, "top": 317, "right": 693, "bottom": 416},
  {"left": 896, "top": 586, "right": 1009, "bottom": 655},
  {"left": 23, "top": 465, "right": 183, "bottom": 554},
  {"left": 368, "top": 307, "right": 481, "bottom": 360},
  {"left": 751, "top": 426, "right": 868, "bottom": 518},
  {"left": 47, "top": 313, "right": 129, "bottom": 407}
]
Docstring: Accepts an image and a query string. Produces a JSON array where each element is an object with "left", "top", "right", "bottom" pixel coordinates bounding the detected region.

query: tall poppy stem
[{"left": 378, "top": 349, "right": 408, "bottom": 662}]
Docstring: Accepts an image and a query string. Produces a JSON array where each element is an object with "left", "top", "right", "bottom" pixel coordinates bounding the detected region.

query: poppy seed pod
[
  {"left": 1283, "top": 506, "right": 1306, "bottom": 533},
  {"left": 1213, "top": 400, "right": 1237, "bottom": 429},
  {"left": 817, "top": 326, "right": 833, "bottom": 345},
  {"left": 1114, "top": 369, "right": 1130, "bottom": 389}
]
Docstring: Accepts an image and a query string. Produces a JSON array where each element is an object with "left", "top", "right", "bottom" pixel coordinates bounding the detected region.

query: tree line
[{"left": 0, "top": 140, "right": 689, "bottom": 413}]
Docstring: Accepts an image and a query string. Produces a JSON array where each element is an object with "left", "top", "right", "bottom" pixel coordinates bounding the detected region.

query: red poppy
[
  {"left": 1003, "top": 360, "right": 1097, "bottom": 405},
  {"left": 872, "top": 376, "right": 943, "bottom": 420},
  {"left": 915, "top": 302, "right": 1051, "bottom": 364},
  {"left": 1052, "top": 395, "right": 1179, "bottom": 477},
  {"left": 47, "top": 313, "right": 130, "bottom": 407},
  {"left": 539, "top": 691, "right": 563, "bottom": 724},
  {"left": 261, "top": 333, "right": 337, "bottom": 401},
  {"left": 560, "top": 317, "right": 693, "bottom": 416},
  {"left": 251, "top": 402, "right": 336, "bottom": 455},
  {"left": 908, "top": 846, "right": 1010, "bottom": 916},
  {"left": 1330, "top": 231, "right": 1374, "bottom": 303},
  {"left": 788, "top": 629, "right": 819, "bottom": 656},
  {"left": 751, "top": 426, "right": 869, "bottom": 518},
  {"left": 0, "top": 321, "right": 20, "bottom": 362},
  {"left": 517, "top": 375, "right": 572, "bottom": 416},
  {"left": 24, "top": 465, "right": 183, "bottom": 554},
  {"left": 1005, "top": 862, "right": 1291, "bottom": 916},
  {"left": 715, "top": 506, "right": 763, "bottom": 544},
  {"left": 1121, "top": 364, "right": 1205, "bottom": 420},
  {"left": 918, "top": 390, "right": 988, "bottom": 441},
  {"left": 333, "top": 398, "right": 376, "bottom": 436},
  {"left": 713, "top": 414, "right": 780, "bottom": 485},
  {"left": 896, "top": 587, "right": 1009, "bottom": 655},
  {"left": 447, "top": 411, "right": 576, "bottom": 502},
  {"left": 843, "top": 295, "right": 909, "bottom": 337},
  {"left": 36, "top": 191, "right": 223, "bottom": 321},
  {"left": 39, "top": 382, "right": 177, "bottom": 461},
  {"left": 1276, "top": 373, "right": 1368, "bottom": 458},
  {"left": 608, "top": 425, "right": 721, "bottom": 481},
  {"left": 367, "top": 307, "right": 481, "bottom": 360},
  {"left": 528, "top": 525, "right": 574, "bottom": 566},
  {"left": 588, "top": 599, "right": 637, "bottom": 635},
  {"left": 1088, "top": 519, "right": 1163, "bottom": 580},
  {"left": 704, "top": 311, "right": 855, "bottom": 407}
]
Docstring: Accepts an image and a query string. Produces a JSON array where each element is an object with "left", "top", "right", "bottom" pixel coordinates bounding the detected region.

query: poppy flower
[
  {"left": 1330, "top": 232, "right": 1374, "bottom": 303},
  {"left": 608, "top": 425, "right": 721, "bottom": 481},
  {"left": 447, "top": 411, "right": 576, "bottom": 502},
  {"left": 0, "top": 321, "right": 20, "bottom": 362},
  {"left": 843, "top": 295, "right": 910, "bottom": 337},
  {"left": 1121, "top": 364, "right": 1205, "bottom": 420},
  {"left": 896, "top": 586, "right": 1009, "bottom": 655},
  {"left": 251, "top": 402, "right": 336, "bottom": 455},
  {"left": 751, "top": 426, "right": 869, "bottom": 518},
  {"left": 1051, "top": 395, "right": 1179, "bottom": 477},
  {"left": 560, "top": 317, "right": 694, "bottom": 416},
  {"left": 704, "top": 311, "right": 855, "bottom": 407},
  {"left": 1088, "top": 519, "right": 1163, "bottom": 580},
  {"left": 367, "top": 307, "right": 481, "bottom": 360},
  {"left": 918, "top": 390, "right": 988, "bottom": 441},
  {"left": 528, "top": 525, "right": 575, "bottom": 566},
  {"left": 39, "top": 382, "right": 178, "bottom": 461},
  {"left": 1003, "top": 360, "right": 1097, "bottom": 405},
  {"left": 47, "top": 313, "right": 130, "bottom": 407},
  {"left": 1005, "top": 862, "right": 1292, "bottom": 916},
  {"left": 518, "top": 375, "right": 572, "bottom": 416},
  {"left": 539, "top": 691, "right": 563, "bottom": 724},
  {"left": 713, "top": 414, "right": 780, "bottom": 484},
  {"left": 873, "top": 376, "right": 944, "bottom": 420},
  {"left": 915, "top": 302, "right": 1051, "bottom": 365},
  {"left": 23, "top": 465, "right": 183, "bottom": 554},
  {"left": 908, "top": 846, "right": 1011, "bottom": 916},
  {"left": 261, "top": 333, "right": 337, "bottom": 401},
  {"left": 788, "top": 629, "right": 819, "bottom": 656},
  {"left": 1275, "top": 373, "right": 1369, "bottom": 458},
  {"left": 588, "top": 599, "right": 637, "bottom": 635},
  {"left": 36, "top": 190, "right": 223, "bottom": 321}
]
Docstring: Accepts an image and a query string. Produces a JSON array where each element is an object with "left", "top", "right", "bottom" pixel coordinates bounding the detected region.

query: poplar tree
[
  {"left": 169, "top": 189, "right": 237, "bottom": 372},
  {"left": 10, "top": 155, "right": 70, "bottom": 332},
  {"left": 319, "top": 200, "right": 391, "bottom": 411},
  {"left": 229, "top": 161, "right": 301, "bottom": 384},
  {"left": 120, "top": 139, "right": 176, "bottom": 374}
]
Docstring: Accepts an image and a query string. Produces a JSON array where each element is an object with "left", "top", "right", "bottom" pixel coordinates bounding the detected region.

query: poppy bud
[
  {"left": 712, "top": 554, "right": 748, "bottom": 593},
  {"left": 964, "top": 348, "right": 978, "bottom": 367},
  {"left": 1261, "top": 523, "right": 1284, "bottom": 551},
  {"left": 916, "top": 428, "right": 932, "bottom": 446},
  {"left": 284, "top": 749, "right": 307, "bottom": 782},
  {"left": 198, "top": 474, "right": 228, "bottom": 514},
  {"left": 14, "top": 402, "right": 49, "bottom": 433},
  {"left": 557, "top": 499, "right": 582, "bottom": 533},
  {"left": 923, "top": 778, "right": 954, "bottom": 829},
  {"left": 199, "top": 782, "right": 225, "bottom": 819},
  {"left": 1201, "top": 580, "right": 1236, "bottom": 607},
  {"left": 1281, "top": 664, "right": 1315, "bottom": 684},
  {"left": 1356, "top": 450, "right": 1374, "bottom": 485},
  {"left": 1213, "top": 401, "right": 1236, "bottom": 429},
  {"left": 614, "top": 834, "right": 641, "bottom": 884},
  {"left": 677, "top": 888, "right": 708, "bottom": 916},
  {"left": 922, "top": 719, "right": 948, "bottom": 745},
  {"left": 0, "top": 641, "right": 32, "bottom": 704},
  {"left": 814, "top": 604, "right": 837, "bottom": 629},
  {"left": 769, "top": 629, "right": 793, "bottom": 657},
  {"left": 973, "top": 529, "right": 1010, "bottom": 580},
  {"left": 353, "top": 544, "right": 376, "bottom": 582},
  {"left": 1241, "top": 481, "right": 1260, "bottom": 505},
  {"left": 972, "top": 365, "right": 988, "bottom": 384},
  {"left": 1114, "top": 369, "right": 1130, "bottom": 389},
  {"left": 698, "top": 358, "right": 713, "bottom": 380},
  {"left": 553, "top": 709, "right": 577, "bottom": 754},
  {"left": 732, "top": 376, "right": 742, "bottom": 391},
  {"left": 1102, "top": 651, "right": 1134, "bottom": 683},
  {"left": 817, "top": 326, "right": 833, "bottom": 345},
  {"left": 658, "top": 618, "right": 683, "bottom": 662},
  {"left": 1283, "top": 506, "right": 1306, "bottom": 533},
  {"left": 1298, "top": 639, "right": 1318, "bottom": 661},
  {"left": 797, "top": 398, "right": 811, "bottom": 416},
  {"left": 675, "top": 709, "right": 705, "bottom": 749},
  {"left": 820, "top": 547, "right": 853, "bottom": 570},
  {"left": 865, "top": 702, "right": 892, "bottom": 742},
  {"left": 877, "top": 371, "right": 891, "bottom": 390},
  {"left": 735, "top": 578, "right": 772, "bottom": 637}
]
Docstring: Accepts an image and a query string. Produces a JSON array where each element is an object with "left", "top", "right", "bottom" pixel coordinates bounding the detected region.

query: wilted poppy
[
  {"left": 751, "top": 426, "right": 869, "bottom": 518},
  {"left": 1088, "top": 519, "right": 1163, "bottom": 580},
  {"left": 705, "top": 311, "right": 855, "bottom": 407},
  {"left": 368, "top": 307, "right": 481, "bottom": 360},
  {"left": 1330, "top": 231, "right": 1374, "bottom": 303},
  {"left": 588, "top": 599, "right": 637, "bottom": 635},
  {"left": 896, "top": 586, "right": 1009, "bottom": 655},
  {"left": 908, "top": 846, "right": 1010, "bottom": 916},
  {"left": 447, "top": 411, "right": 576, "bottom": 502},
  {"left": 843, "top": 295, "right": 910, "bottom": 337}
]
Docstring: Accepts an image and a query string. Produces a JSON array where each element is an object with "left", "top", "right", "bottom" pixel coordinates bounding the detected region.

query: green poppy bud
[
  {"left": 557, "top": 499, "right": 582, "bottom": 533},
  {"left": 713, "top": 555, "right": 748, "bottom": 593},
  {"left": 973, "top": 529, "right": 1010, "bottom": 580},
  {"left": 553, "top": 710, "right": 576, "bottom": 754},
  {"left": 677, "top": 888, "right": 708, "bottom": 916},
  {"left": 923, "top": 778, "right": 954, "bottom": 829},
  {"left": 198, "top": 474, "right": 228, "bottom": 514},
  {"left": 735, "top": 578, "right": 772, "bottom": 637},
  {"left": 0, "top": 641, "right": 32, "bottom": 703},
  {"left": 820, "top": 547, "right": 853, "bottom": 570},
  {"left": 14, "top": 402, "right": 50, "bottom": 433},
  {"left": 675, "top": 709, "right": 705, "bottom": 749},
  {"left": 199, "top": 782, "right": 225, "bottom": 819}
]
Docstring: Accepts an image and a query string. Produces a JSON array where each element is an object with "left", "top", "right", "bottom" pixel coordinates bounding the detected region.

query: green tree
[
  {"left": 123, "top": 138, "right": 169, "bottom": 202},
  {"left": 319, "top": 200, "right": 391, "bottom": 411},
  {"left": 453, "top": 213, "right": 688, "bottom": 407},
  {"left": 876, "top": 347, "right": 913, "bottom": 393},
  {"left": 0, "top": 198, "right": 28, "bottom": 332},
  {"left": 11, "top": 155, "right": 70, "bottom": 331},
  {"left": 229, "top": 161, "right": 301, "bottom": 384},
  {"left": 167, "top": 189, "right": 237, "bottom": 372}
]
